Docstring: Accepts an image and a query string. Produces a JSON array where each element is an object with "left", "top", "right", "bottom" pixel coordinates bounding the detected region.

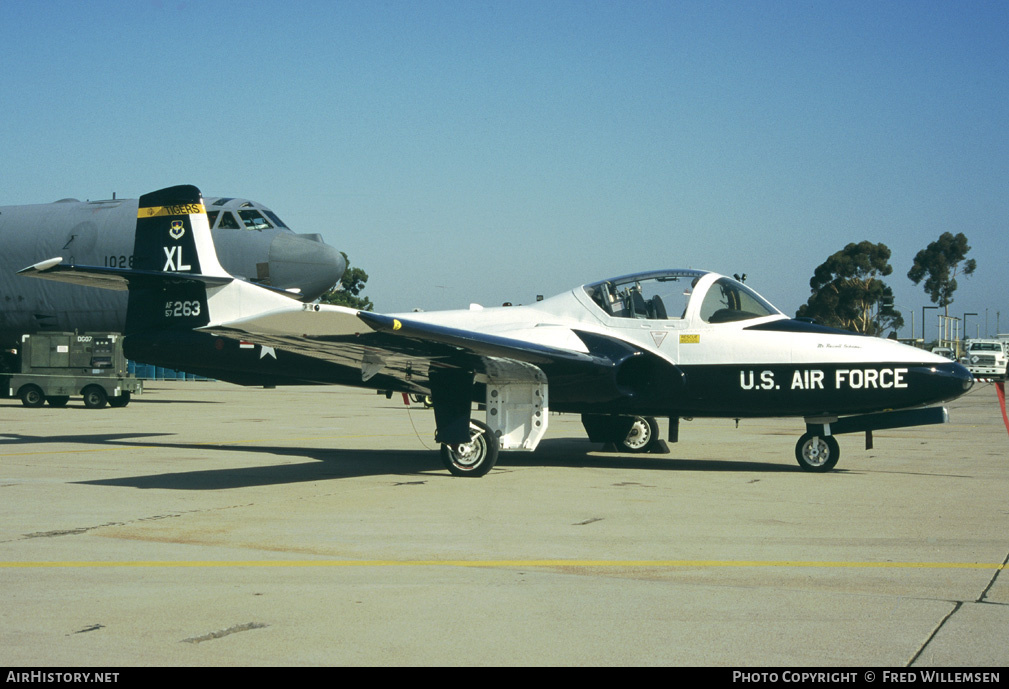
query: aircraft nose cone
[
  {"left": 937, "top": 361, "right": 974, "bottom": 397},
  {"left": 267, "top": 234, "right": 347, "bottom": 302}
]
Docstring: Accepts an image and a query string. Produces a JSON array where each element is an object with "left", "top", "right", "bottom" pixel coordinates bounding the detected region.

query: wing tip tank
[{"left": 18, "top": 257, "right": 64, "bottom": 275}]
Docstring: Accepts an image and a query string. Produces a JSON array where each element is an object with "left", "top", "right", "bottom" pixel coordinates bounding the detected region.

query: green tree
[
  {"left": 796, "top": 241, "right": 905, "bottom": 335},
  {"left": 907, "top": 232, "right": 976, "bottom": 315},
  {"left": 318, "top": 252, "right": 373, "bottom": 311}
]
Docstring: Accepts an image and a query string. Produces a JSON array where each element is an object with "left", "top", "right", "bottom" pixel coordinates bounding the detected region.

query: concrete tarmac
[{"left": 1, "top": 381, "right": 1006, "bottom": 667}]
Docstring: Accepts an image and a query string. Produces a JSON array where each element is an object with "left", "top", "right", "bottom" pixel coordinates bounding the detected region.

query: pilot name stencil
[{"left": 740, "top": 368, "right": 910, "bottom": 391}]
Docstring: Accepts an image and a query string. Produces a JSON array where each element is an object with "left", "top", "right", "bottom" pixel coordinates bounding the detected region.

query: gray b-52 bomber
[
  {"left": 0, "top": 192, "right": 345, "bottom": 348},
  {"left": 20, "top": 185, "right": 975, "bottom": 476}
]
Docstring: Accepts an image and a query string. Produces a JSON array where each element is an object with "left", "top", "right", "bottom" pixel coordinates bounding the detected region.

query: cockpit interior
[
  {"left": 584, "top": 271, "right": 781, "bottom": 324},
  {"left": 205, "top": 197, "right": 290, "bottom": 233}
]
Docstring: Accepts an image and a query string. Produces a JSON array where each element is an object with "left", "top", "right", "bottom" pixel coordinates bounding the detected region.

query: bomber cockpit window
[
  {"left": 699, "top": 278, "right": 779, "bottom": 323},
  {"left": 217, "top": 211, "right": 241, "bottom": 229},
  {"left": 584, "top": 274, "right": 695, "bottom": 320},
  {"left": 238, "top": 209, "right": 273, "bottom": 231},
  {"left": 206, "top": 210, "right": 220, "bottom": 228},
  {"left": 263, "top": 210, "right": 289, "bottom": 229},
  {"left": 212, "top": 198, "right": 233, "bottom": 206}
]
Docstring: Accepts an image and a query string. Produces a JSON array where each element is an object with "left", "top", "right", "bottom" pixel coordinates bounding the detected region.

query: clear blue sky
[{"left": 3, "top": 0, "right": 1006, "bottom": 338}]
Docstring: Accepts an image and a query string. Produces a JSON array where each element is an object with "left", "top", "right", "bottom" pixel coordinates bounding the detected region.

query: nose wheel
[
  {"left": 795, "top": 433, "right": 840, "bottom": 472},
  {"left": 441, "top": 419, "right": 499, "bottom": 477}
]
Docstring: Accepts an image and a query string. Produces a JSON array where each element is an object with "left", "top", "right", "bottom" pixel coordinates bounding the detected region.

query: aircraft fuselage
[{"left": 378, "top": 271, "right": 972, "bottom": 420}]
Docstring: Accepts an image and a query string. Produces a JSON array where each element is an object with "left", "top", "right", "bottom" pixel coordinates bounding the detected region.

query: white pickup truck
[{"left": 962, "top": 339, "right": 1008, "bottom": 380}]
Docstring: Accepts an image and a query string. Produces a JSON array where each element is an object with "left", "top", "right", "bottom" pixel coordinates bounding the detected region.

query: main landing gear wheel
[
  {"left": 619, "top": 416, "right": 661, "bottom": 453},
  {"left": 440, "top": 419, "right": 499, "bottom": 477},
  {"left": 795, "top": 433, "right": 840, "bottom": 472}
]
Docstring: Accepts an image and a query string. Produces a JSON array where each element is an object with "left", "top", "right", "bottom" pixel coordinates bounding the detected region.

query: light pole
[
  {"left": 923, "top": 306, "right": 938, "bottom": 346},
  {"left": 893, "top": 305, "right": 913, "bottom": 343},
  {"left": 962, "top": 312, "right": 978, "bottom": 358},
  {"left": 963, "top": 313, "right": 978, "bottom": 339}
]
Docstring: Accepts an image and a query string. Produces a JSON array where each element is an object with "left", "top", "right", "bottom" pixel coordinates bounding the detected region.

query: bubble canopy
[{"left": 582, "top": 270, "right": 782, "bottom": 324}]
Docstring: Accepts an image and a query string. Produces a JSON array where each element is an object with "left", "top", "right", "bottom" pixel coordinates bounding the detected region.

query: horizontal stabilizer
[
  {"left": 202, "top": 303, "right": 367, "bottom": 338},
  {"left": 18, "top": 259, "right": 232, "bottom": 291}
]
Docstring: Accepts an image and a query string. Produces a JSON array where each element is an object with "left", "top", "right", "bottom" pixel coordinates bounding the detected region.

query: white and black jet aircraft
[{"left": 20, "top": 185, "right": 976, "bottom": 476}]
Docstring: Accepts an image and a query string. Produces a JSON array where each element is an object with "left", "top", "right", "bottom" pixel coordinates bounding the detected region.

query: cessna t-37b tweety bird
[{"left": 20, "top": 185, "right": 975, "bottom": 476}]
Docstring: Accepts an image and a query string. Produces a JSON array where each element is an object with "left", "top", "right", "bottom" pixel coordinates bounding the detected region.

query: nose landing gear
[{"left": 795, "top": 432, "right": 839, "bottom": 472}]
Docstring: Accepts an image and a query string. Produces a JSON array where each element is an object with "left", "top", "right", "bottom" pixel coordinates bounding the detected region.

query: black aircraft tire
[
  {"left": 795, "top": 433, "right": 840, "bottom": 472},
  {"left": 46, "top": 396, "right": 70, "bottom": 408},
  {"left": 19, "top": 385, "right": 45, "bottom": 409},
  {"left": 619, "top": 416, "right": 660, "bottom": 453},
  {"left": 441, "top": 419, "right": 499, "bottom": 478},
  {"left": 82, "top": 386, "right": 108, "bottom": 410}
]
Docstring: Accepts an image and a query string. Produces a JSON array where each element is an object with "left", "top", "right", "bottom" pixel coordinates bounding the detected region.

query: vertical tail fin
[
  {"left": 133, "top": 185, "right": 228, "bottom": 278},
  {"left": 126, "top": 185, "right": 226, "bottom": 334}
]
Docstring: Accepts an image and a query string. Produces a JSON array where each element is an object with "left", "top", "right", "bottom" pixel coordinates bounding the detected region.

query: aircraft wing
[
  {"left": 208, "top": 305, "right": 607, "bottom": 364},
  {"left": 200, "top": 303, "right": 667, "bottom": 397}
]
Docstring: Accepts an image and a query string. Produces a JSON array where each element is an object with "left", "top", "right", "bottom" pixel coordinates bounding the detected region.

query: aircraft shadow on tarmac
[
  {"left": 0, "top": 432, "right": 173, "bottom": 445},
  {"left": 122, "top": 398, "right": 223, "bottom": 405},
  {"left": 38, "top": 433, "right": 803, "bottom": 491}
]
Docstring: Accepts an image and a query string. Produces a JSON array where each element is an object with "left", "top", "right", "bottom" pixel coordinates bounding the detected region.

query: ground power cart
[{"left": 5, "top": 332, "right": 142, "bottom": 408}]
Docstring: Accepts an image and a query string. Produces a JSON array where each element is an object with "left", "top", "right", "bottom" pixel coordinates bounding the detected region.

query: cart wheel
[
  {"left": 19, "top": 385, "right": 45, "bottom": 408},
  {"left": 108, "top": 392, "right": 131, "bottom": 408},
  {"left": 82, "top": 385, "right": 108, "bottom": 409}
]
